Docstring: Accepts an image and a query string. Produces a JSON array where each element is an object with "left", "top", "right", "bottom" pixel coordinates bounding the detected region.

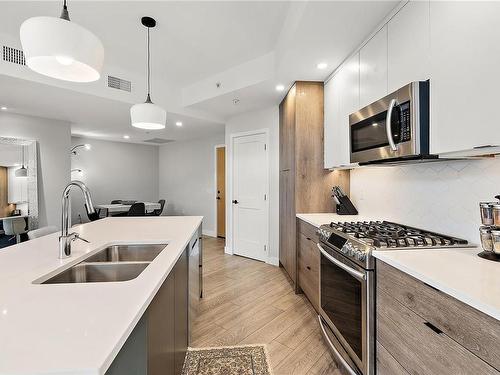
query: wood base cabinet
[
  {"left": 297, "top": 219, "right": 320, "bottom": 311},
  {"left": 279, "top": 81, "right": 350, "bottom": 289},
  {"left": 376, "top": 260, "right": 500, "bottom": 375}
]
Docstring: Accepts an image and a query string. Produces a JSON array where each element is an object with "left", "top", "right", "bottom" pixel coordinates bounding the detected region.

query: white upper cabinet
[
  {"left": 430, "top": 1, "right": 500, "bottom": 155},
  {"left": 360, "top": 25, "right": 388, "bottom": 108},
  {"left": 324, "top": 53, "right": 359, "bottom": 169},
  {"left": 387, "top": 1, "right": 430, "bottom": 92}
]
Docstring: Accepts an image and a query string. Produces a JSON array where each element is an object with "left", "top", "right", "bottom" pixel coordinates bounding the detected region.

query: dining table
[{"left": 95, "top": 202, "right": 161, "bottom": 216}]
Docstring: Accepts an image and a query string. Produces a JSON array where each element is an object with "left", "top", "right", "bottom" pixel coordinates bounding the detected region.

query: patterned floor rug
[{"left": 182, "top": 345, "right": 272, "bottom": 375}]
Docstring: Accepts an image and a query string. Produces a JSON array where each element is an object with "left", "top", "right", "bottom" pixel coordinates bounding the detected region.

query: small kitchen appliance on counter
[
  {"left": 317, "top": 220, "right": 471, "bottom": 375},
  {"left": 478, "top": 196, "right": 500, "bottom": 262}
]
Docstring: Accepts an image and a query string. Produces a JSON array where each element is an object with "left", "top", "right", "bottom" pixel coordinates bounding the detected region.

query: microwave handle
[
  {"left": 317, "top": 243, "right": 366, "bottom": 281},
  {"left": 386, "top": 98, "right": 398, "bottom": 151}
]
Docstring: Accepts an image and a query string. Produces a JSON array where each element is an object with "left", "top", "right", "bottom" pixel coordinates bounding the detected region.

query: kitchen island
[{"left": 0, "top": 216, "right": 202, "bottom": 375}]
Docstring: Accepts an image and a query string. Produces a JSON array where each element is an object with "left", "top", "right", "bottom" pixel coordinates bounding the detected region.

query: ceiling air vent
[
  {"left": 143, "top": 138, "right": 174, "bottom": 144},
  {"left": 107, "top": 75, "right": 131, "bottom": 92},
  {"left": 2, "top": 46, "right": 26, "bottom": 65}
]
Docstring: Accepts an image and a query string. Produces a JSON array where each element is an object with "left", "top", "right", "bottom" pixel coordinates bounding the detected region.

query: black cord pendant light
[{"left": 130, "top": 17, "right": 166, "bottom": 130}]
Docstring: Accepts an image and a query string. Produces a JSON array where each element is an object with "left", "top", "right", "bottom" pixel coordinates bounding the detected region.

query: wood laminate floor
[{"left": 191, "top": 237, "right": 341, "bottom": 375}]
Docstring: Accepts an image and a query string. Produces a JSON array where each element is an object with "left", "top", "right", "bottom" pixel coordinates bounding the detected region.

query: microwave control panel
[{"left": 400, "top": 101, "right": 411, "bottom": 142}]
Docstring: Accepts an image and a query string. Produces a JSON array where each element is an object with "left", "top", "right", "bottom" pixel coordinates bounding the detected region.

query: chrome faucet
[{"left": 59, "top": 181, "right": 95, "bottom": 259}]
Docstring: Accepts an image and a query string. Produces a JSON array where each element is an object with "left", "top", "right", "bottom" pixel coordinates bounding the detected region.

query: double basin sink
[{"left": 41, "top": 244, "right": 167, "bottom": 284}]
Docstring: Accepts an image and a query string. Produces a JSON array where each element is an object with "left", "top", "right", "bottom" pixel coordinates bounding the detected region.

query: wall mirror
[{"left": 0, "top": 137, "right": 38, "bottom": 248}]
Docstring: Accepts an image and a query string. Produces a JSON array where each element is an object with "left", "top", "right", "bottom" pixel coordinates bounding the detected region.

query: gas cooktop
[{"left": 317, "top": 221, "right": 471, "bottom": 269}]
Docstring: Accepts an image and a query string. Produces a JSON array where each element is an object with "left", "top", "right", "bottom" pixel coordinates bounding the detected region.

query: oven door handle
[
  {"left": 386, "top": 98, "right": 399, "bottom": 151},
  {"left": 317, "top": 243, "right": 366, "bottom": 281},
  {"left": 318, "top": 316, "right": 360, "bottom": 375}
]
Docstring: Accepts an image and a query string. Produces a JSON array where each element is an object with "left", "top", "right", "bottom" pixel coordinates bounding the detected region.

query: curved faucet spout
[{"left": 60, "top": 180, "right": 95, "bottom": 258}]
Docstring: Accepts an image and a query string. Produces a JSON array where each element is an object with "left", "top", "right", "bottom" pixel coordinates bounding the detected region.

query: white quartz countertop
[
  {"left": 0, "top": 216, "right": 202, "bottom": 375},
  {"left": 296, "top": 213, "right": 500, "bottom": 321},
  {"left": 373, "top": 248, "right": 500, "bottom": 321}
]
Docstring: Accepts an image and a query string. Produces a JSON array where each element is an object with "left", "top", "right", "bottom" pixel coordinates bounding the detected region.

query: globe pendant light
[
  {"left": 20, "top": 0, "right": 104, "bottom": 83},
  {"left": 130, "top": 17, "right": 166, "bottom": 130}
]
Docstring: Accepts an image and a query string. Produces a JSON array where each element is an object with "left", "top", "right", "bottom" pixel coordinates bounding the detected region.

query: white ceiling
[
  {"left": 0, "top": 1, "right": 398, "bottom": 144},
  {"left": 0, "top": 75, "right": 224, "bottom": 144},
  {"left": 0, "top": 1, "right": 290, "bottom": 87}
]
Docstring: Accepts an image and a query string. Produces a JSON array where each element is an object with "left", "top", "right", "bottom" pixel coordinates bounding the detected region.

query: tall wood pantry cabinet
[{"left": 279, "top": 81, "right": 349, "bottom": 289}]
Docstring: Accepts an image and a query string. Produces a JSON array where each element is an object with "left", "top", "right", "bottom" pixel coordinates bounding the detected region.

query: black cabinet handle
[
  {"left": 216, "top": 197, "right": 221, "bottom": 200},
  {"left": 306, "top": 266, "right": 311, "bottom": 270},
  {"left": 232, "top": 200, "right": 239, "bottom": 204},
  {"left": 306, "top": 237, "right": 311, "bottom": 241},
  {"left": 424, "top": 321, "right": 443, "bottom": 335}
]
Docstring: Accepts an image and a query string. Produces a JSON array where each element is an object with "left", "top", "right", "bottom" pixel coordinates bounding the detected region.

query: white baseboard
[
  {"left": 224, "top": 246, "right": 233, "bottom": 255},
  {"left": 266, "top": 257, "right": 279, "bottom": 266},
  {"left": 202, "top": 229, "right": 216, "bottom": 237}
]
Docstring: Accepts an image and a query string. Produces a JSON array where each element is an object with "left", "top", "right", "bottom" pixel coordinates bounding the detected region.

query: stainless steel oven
[
  {"left": 349, "top": 81, "right": 430, "bottom": 165},
  {"left": 317, "top": 236, "right": 374, "bottom": 375}
]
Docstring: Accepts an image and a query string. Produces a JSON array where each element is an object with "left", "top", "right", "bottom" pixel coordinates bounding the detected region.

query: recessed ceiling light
[
  {"left": 317, "top": 62, "right": 328, "bottom": 70},
  {"left": 123, "top": 135, "right": 130, "bottom": 139},
  {"left": 1, "top": 106, "right": 7, "bottom": 111},
  {"left": 175, "top": 121, "right": 183, "bottom": 127},
  {"left": 275, "top": 84, "right": 285, "bottom": 92}
]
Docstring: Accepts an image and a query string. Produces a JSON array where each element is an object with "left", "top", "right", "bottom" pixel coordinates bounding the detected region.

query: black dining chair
[
  {"left": 85, "top": 204, "right": 101, "bottom": 222},
  {"left": 127, "top": 202, "right": 146, "bottom": 217},
  {"left": 150, "top": 199, "right": 166, "bottom": 216}
]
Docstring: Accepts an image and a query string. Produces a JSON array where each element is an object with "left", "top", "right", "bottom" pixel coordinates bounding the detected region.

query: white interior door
[{"left": 232, "top": 132, "right": 268, "bottom": 262}]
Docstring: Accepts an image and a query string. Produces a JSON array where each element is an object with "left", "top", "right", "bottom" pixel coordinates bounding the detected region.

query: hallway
[{"left": 191, "top": 237, "right": 340, "bottom": 375}]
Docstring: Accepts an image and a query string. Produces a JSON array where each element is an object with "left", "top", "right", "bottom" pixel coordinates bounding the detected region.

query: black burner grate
[{"left": 330, "top": 221, "right": 468, "bottom": 248}]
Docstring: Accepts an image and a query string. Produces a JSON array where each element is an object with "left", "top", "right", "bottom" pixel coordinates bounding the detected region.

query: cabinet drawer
[
  {"left": 377, "top": 288, "right": 498, "bottom": 375},
  {"left": 376, "top": 341, "right": 409, "bottom": 375},
  {"left": 377, "top": 260, "right": 500, "bottom": 369},
  {"left": 297, "top": 219, "right": 319, "bottom": 242},
  {"left": 298, "top": 233, "right": 319, "bottom": 311}
]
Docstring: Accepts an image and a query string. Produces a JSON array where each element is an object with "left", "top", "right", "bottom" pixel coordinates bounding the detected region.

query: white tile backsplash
[{"left": 350, "top": 157, "right": 500, "bottom": 244}]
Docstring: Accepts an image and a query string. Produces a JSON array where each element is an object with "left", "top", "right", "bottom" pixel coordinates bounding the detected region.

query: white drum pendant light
[
  {"left": 20, "top": 0, "right": 104, "bottom": 83},
  {"left": 130, "top": 17, "right": 166, "bottom": 130}
]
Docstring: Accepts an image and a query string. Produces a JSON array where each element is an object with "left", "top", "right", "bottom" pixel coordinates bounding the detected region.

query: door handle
[
  {"left": 317, "top": 244, "right": 366, "bottom": 280},
  {"left": 386, "top": 98, "right": 399, "bottom": 151},
  {"left": 232, "top": 200, "right": 239, "bottom": 204}
]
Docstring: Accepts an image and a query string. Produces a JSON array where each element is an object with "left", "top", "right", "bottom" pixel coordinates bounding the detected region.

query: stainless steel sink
[
  {"left": 42, "top": 262, "right": 149, "bottom": 284},
  {"left": 83, "top": 244, "right": 167, "bottom": 263},
  {"left": 39, "top": 243, "right": 168, "bottom": 284}
]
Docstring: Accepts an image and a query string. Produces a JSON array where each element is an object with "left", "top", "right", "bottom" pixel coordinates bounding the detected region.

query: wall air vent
[
  {"left": 143, "top": 138, "right": 174, "bottom": 144},
  {"left": 107, "top": 75, "right": 131, "bottom": 92},
  {"left": 2, "top": 46, "right": 26, "bottom": 65}
]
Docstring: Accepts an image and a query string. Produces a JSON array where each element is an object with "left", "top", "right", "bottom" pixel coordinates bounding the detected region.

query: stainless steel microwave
[{"left": 349, "top": 81, "right": 431, "bottom": 165}]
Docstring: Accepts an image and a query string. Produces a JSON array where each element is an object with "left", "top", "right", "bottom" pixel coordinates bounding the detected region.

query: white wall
[
  {"left": 0, "top": 112, "right": 71, "bottom": 227},
  {"left": 158, "top": 133, "right": 225, "bottom": 236},
  {"left": 71, "top": 136, "right": 159, "bottom": 223},
  {"left": 225, "top": 106, "right": 279, "bottom": 264},
  {"left": 350, "top": 158, "right": 500, "bottom": 244}
]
